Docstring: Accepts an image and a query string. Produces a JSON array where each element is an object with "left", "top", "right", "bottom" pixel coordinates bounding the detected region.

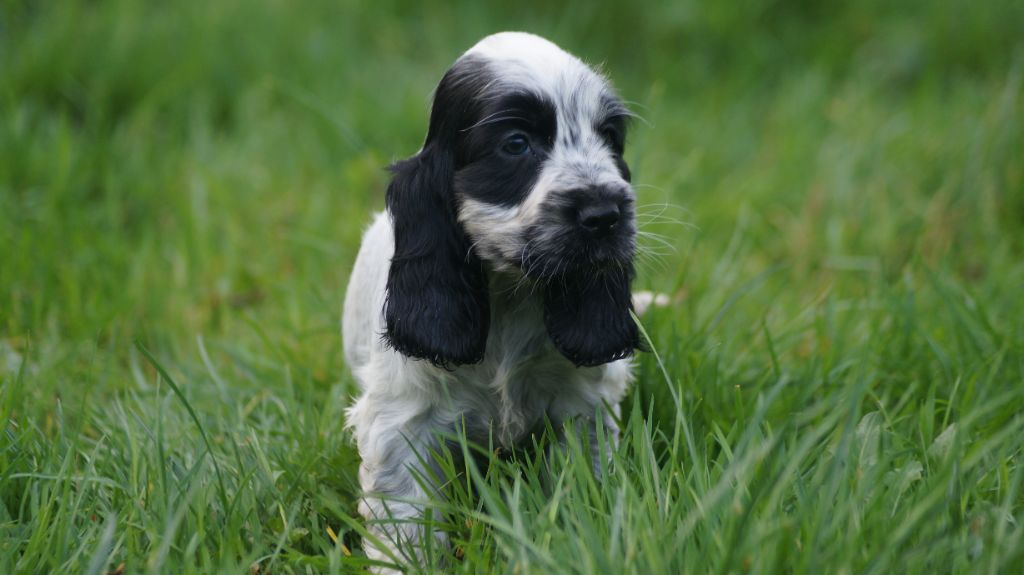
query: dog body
[
  {"left": 343, "top": 32, "right": 639, "bottom": 566},
  {"left": 345, "top": 212, "right": 631, "bottom": 444}
]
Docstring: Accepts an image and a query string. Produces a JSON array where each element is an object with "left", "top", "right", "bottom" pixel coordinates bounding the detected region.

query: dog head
[{"left": 384, "top": 32, "right": 640, "bottom": 368}]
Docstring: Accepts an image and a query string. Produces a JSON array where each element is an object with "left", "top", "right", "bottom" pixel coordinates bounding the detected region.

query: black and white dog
[{"left": 343, "top": 32, "right": 644, "bottom": 566}]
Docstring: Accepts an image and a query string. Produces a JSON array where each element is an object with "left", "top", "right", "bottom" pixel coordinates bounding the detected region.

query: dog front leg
[
  {"left": 351, "top": 398, "right": 450, "bottom": 572},
  {"left": 550, "top": 402, "right": 621, "bottom": 477}
]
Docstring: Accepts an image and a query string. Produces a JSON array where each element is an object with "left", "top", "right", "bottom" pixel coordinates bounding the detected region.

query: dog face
[
  {"left": 384, "top": 32, "right": 640, "bottom": 368},
  {"left": 452, "top": 35, "right": 636, "bottom": 277}
]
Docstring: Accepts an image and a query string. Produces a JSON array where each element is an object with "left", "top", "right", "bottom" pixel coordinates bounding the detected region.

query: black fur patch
[
  {"left": 454, "top": 91, "right": 557, "bottom": 207},
  {"left": 543, "top": 266, "right": 641, "bottom": 367},
  {"left": 596, "top": 104, "right": 631, "bottom": 181},
  {"left": 382, "top": 57, "right": 496, "bottom": 367}
]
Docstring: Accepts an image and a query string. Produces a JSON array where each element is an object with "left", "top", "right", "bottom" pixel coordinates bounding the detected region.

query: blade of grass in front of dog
[
  {"left": 135, "top": 340, "right": 229, "bottom": 514},
  {"left": 632, "top": 311, "right": 700, "bottom": 476}
]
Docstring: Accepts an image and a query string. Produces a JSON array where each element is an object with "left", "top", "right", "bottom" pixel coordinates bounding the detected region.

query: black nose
[{"left": 577, "top": 202, "right": 621, "bottom": 236}]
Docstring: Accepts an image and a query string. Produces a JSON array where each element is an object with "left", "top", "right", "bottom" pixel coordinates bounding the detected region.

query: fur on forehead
[{"left": 460, "top": 32, "right": 624, "bottom": 120}]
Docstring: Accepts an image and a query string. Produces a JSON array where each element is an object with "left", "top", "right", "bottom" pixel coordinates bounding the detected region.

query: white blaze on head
[
  {"left": 464, "top": 32, "right": 593, "bottom": 93},
  {"left": 463, "top": 33, "right": 611, "bottom": 139}
]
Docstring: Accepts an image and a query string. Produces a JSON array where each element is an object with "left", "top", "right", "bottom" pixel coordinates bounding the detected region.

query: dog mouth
[{"left": 518, "top": 228, "right": 636, "bottom": 281}]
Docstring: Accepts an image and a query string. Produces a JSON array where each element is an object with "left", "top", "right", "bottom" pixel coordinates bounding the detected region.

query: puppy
[{"left": 343, "top": 31, "right": 641, "bottom": 567}]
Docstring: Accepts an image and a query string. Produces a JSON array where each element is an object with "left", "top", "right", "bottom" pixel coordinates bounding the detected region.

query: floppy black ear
[
  {"left": 383, "top": 144, "right": 490, "bottom": 367},
  {"left": 543, "top": 265, "right": 641, "bottom": 367}
]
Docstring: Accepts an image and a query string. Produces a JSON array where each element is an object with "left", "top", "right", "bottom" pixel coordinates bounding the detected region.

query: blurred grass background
[{"left": 1, "top": 0, "right": 1023, "bottom": 573}]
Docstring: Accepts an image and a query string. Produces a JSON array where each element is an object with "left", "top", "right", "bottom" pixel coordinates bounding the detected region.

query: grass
[{"left": 2, "top": 0, "right": 1023, "bottom": 572}]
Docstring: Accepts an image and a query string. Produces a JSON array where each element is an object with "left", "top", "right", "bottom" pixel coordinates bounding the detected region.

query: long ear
[
  {"left": 543, "top": 265, "right": 641, "bottom": 367},
  {"left": 383, "top": 144, "right": 490, "bottom": 367}
]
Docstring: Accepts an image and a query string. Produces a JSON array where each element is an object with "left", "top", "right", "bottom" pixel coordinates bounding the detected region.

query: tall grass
[{"left": 1, "top": 0, "right": 1022, "bottom": 572}]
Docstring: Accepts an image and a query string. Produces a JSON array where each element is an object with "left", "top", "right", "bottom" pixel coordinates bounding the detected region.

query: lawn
[{"left": 2, "top": 0, "right": 1023, "bottom": 573}]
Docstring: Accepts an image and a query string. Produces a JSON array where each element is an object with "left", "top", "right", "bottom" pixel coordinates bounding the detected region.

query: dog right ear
[
  {"left": 382, "top": 55, "right": 495, "bottom": 367},
  {"left": 383, "top": 144, "right": 490, "bottom": 368}
]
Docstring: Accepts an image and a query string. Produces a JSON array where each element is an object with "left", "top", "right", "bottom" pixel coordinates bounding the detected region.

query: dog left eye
[
  {"left": 501, "top": 133, "right": 531, "bottom": 156},
  {"left": 600, "top": 124, "right": 622, "bottom": 150}
]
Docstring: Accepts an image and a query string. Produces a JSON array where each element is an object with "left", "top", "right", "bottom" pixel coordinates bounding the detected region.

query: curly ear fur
[
  {"left": 383, "top": 58, "right": 493, "bottom": 366},
  {"left": 543, "top": 265, "right": 641, "bottom": 367},
  {"left": 383, "top": 146, "right": 490, "bottom": 367}
]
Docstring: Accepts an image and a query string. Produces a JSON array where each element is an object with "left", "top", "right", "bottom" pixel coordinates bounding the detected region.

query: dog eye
[
  {"left": 501, "top": 133, "right": 531, "bottom": 156},
  {"left": 600, "top": 125, "right": 622, "bottom": 150}
]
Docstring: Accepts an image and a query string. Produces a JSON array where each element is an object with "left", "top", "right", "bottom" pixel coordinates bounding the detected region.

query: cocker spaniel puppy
[{"left": 343, "top": 31, "right": 642, "bottom": 567}]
